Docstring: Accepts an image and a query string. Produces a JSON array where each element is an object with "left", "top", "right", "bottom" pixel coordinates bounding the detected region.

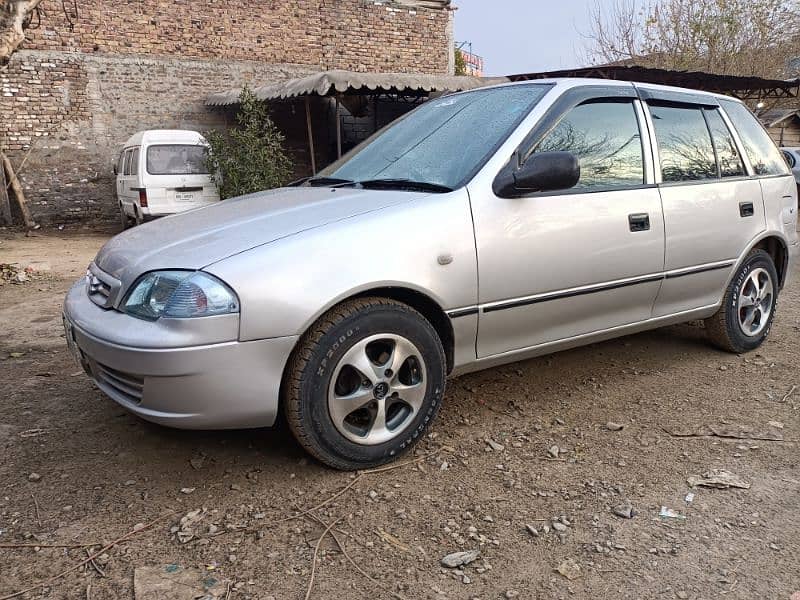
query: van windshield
[
  {"left": 313, "top": 84, "right": 551, "bottom": 191},
  {"left": 146, "top": 144, "right": 209, "bottom": 175}
]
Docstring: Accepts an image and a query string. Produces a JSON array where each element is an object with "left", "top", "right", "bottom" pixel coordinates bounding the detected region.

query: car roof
[
  {"left": 122, "top": 129, "right": 207, "bottom": 148},
  {"left": 473, "top": 77, "right": 744, "bottom": 104}
]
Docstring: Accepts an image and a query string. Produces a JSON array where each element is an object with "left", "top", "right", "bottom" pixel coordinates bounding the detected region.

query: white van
[{"left": 116, "top": 130, "right": 221, "bottom": 227}]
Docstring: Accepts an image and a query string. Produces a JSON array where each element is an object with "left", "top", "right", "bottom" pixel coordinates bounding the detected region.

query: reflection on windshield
[{"left": 317, "top": 84, "right": 551, "bottom": 190}]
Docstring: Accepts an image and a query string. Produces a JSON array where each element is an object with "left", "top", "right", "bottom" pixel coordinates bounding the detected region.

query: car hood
[{"left": 95, "top": 186, "right": 425, "bottom": 286}]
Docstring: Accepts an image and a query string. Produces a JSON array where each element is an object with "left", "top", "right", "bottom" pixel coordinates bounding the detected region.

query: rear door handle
[
  {"left": 740, "top": 202, "right": 754, "bottom": 217},
  {"left": 629, "top": 213, "right": 650, "bottom": 232}
]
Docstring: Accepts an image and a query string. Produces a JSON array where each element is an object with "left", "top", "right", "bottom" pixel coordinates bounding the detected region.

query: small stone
[
  {"left": 769, "top": 542, "right": 780, "bottom": 551},
  {"left": 133, "top": 523, "right": 146, "bottom": 532},
  {"left": 180, "top": 487, "right": 195, "bottom": 494},
  {"left": 124, "top": 480, "right": 136, "bottom": 486},
  {"left": 605, "top": 421, "right": 624, "bottom": 431},
  {"left": 505, "top": 591, "right": 519, "bottom": 599},
  {"left": 547, "top": 445, "right": 560, "bottom": 459},
  {"left": 27, "top": 473, "right": 41, "bottom": 482},
  {"left": 230, "top": 484, "right": 241, "bottom": 491},
  {"left": 462, "top": 574, "right": 471, "bottom": 584},
  {"left": 767, "top": 420, "right": 784, "bottom": 429},
  {"left": 368, "top": 490, "right": 378, "bottom": 500},
  {"left": 676, "top": 592, "right": 688, "bottom": 599},
  {"left": 228, "top": 554, "right": 237, "bottom": 563},
  {"left": 485, "top": 438, "right": 505, "bottom": 452},
  {"left": 556, "top": 558, "right": 581, "bottom": 580},
  {"left": 612, "top": 501, "right": 635, "bottom": 519},
  {"left": 441, "top": 550, "right": 480, "bottom": 568},
  {"left": 552, "top": 522, "right": 567, "bottom": 532},
  {"left": 525, "top": 524, "right": 539, "bottom": 537}
]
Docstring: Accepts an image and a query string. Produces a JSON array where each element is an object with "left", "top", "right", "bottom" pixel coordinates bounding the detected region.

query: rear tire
[
  {"left": 283, "top": 297, "right": 446, "bottom": 470},
  {"left": 119, "top": 204, "right": 131, "bottom": 230},
  {"left": 705, "top": 249, "right": 778, "bottom": 353}
]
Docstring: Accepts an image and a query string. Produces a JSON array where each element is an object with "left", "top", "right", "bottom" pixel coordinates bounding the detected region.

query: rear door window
[
  {"left": 146, "top": 145, "right": 209, "bottom": 175},
  {"left": 704, "top": 109, "right": 745, "bottom": 178},
  {"left": 122, "top": 149, "right": 133, "bottom": 176},
  {"left": 720, "top": 100, "right": 789, "bottom": 176},
  {"left": 532, "top": 100, "right": 645, "bottom": 190},
  {"left": 129, "top": 148, "right": 140, "bottom": 177},
  {"left": 649, "top": 104, "right": 717, "bottom": 182}
]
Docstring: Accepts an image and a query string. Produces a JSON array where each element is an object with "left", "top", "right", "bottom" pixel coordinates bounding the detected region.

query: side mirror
[
  {"left": 494, "top": 151, "right": 580, "bottom": 197},
  {"left": 113, "top": 163, "right": 118, "bottom": 176}
]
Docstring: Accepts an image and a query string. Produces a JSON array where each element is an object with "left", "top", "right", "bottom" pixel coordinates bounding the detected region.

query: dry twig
[
  {"left": 0, "top": 511, "right": 175, "bottom": 600},
  {"left": 301, "top": 510, "right": 408, "bottom": 600},
  {"left": 31, "top": 494, "right": 42, "bottom": 528},
  {"left": 782, "top": 385, "right": 797, "bottom": 403},
  {"left": 304, "top": 516, "right": 342, "bottom": 600},
  {"left": 85, "top": 548, "right": 105, "bottom": 578}
]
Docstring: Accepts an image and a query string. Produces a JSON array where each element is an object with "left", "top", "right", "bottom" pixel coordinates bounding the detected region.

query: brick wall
[{"left": 1, "top": 0, "right": 453, "bottom": 225}]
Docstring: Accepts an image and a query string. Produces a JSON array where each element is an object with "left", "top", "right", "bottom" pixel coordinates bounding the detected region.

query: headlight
[{"left": 123, "top": 270, "right": 239, "bottom": 320}]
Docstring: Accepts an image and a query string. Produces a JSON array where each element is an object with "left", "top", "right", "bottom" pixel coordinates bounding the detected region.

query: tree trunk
[{"left": 1, "top": 0, "right": 43, "bottom": 65}]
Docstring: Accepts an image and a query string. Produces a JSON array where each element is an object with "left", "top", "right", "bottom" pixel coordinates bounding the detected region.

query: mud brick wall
[{"left": 1, "top": 0, "right": 453, "bottom": 225}]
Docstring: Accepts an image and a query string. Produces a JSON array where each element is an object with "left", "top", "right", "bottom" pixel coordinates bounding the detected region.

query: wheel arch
[
  {"left": 745, "top": 234, "right": 789, "bottom": 289},
  {"left": 287, "top": 285, "right": 456, "bottom": 377}
]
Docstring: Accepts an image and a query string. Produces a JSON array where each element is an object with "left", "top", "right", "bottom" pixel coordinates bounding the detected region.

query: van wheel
[
  {"left": 119, "top": 204, "right": 131, "bottom": 230},
  {"left": 283, "top": 297, "right": 446, "bottom": 470},
  {"left": 705, "top": 249, "right": 778, "bottom": 353}
]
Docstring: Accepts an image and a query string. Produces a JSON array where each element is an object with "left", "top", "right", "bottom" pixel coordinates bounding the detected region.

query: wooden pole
[
  {"left": 1, "top": 152, "right": 35, "bottom": 228},
  {"left": 305, "top": 97, "right": 317, "bottom": 175},
  {"left": 0, "top": 155, "right": 11, "bottom": 226},
  {"left": 335, "top": 96, "right": 342, "bottom": 159}
]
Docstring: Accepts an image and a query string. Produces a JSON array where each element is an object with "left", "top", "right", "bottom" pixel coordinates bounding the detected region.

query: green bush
[{"left": 205, "top": 86, "right": 292, "bottom": 199}]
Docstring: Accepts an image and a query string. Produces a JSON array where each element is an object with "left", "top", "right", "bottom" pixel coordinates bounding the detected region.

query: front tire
[
  {"left": 283, "top": 297, "right": 446, "bottom": 470},
  {"left": 705, "top": 249, "right": 778, "bottom": 353}
]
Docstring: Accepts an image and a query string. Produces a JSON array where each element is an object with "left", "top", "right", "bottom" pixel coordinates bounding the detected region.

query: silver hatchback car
[{"left": 64, "top": 79, "right": 799, "bottom": 469}]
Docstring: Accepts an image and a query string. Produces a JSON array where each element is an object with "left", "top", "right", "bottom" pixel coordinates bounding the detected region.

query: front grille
[
  {"left": 86, "top": 263, "right": 121, "bottom": 308},
  {"left": 93, "top": 362, "right": 144, "bottom": 404}
]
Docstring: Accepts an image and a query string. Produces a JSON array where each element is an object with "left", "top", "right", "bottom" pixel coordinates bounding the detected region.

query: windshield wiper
[
  {"left": 356, "top": 178, "right": 454, "bottom": 193},
  {"left": 306, "top": 176, "right": 357, "bottom": 187}
]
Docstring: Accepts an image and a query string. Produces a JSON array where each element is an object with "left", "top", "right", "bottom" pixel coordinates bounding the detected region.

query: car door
[
  {"left": 471, "top": 88, "right": 666, "bottom": 358},
  {"left": 640, "top": 92, "right": 767, "bottom": 317}
]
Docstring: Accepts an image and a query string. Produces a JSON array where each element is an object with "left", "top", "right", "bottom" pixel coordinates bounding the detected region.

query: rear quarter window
[{"left": 721, "top": 100, "right": 789, "bottom": 176}]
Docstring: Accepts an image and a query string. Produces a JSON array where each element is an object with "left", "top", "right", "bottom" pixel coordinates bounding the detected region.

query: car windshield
[
  {"left": 314, "top": 84, "right": 551, "bottom": 190},
  {"left": 147, "top": 144, "right": 209, "bottom": 175}
]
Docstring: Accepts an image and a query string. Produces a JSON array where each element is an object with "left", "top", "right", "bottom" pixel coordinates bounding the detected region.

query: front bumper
[{"left": 63, "top": 280, "right": 297, "bottom": 429}]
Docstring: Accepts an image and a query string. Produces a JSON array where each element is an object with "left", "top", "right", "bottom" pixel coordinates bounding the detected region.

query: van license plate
[{"left": 175, "top": 192, "right": 196, "bottom": 202}]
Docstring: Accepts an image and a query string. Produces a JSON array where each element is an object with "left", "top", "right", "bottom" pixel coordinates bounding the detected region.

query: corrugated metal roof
[
  {"left": 508, "top": 65, "right": 800, "bottom": 101},
  {"left": 206, "top": 70, "right": 509, "bottom": 106},
  {"left": 760, "top": 109, "right": 800, "bottom": 128}
]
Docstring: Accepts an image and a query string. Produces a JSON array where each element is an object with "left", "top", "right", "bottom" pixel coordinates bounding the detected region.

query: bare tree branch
[{"left": 584, "top": 0, "right": 800, "bottom": 79}]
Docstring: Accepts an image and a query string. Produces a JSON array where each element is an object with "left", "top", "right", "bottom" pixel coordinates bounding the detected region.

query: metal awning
[
  {"left": 507, "top": 65, "right": 800, "bottom": 101},
  {"left": 206, "top": 70, "right": 509, "bottom": 106}
]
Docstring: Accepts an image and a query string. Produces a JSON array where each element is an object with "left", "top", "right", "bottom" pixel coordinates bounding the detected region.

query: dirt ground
[{"left": 1, "top": 229, "right": 798, "bottom": 600}]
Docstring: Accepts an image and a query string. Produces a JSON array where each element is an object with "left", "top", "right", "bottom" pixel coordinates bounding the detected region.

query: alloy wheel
[
  {"left": 327, "top": 333, "right": 426, "bottom": 445},
  {"left": 737, "top": 267, "right": 774, "bottom": 337}
]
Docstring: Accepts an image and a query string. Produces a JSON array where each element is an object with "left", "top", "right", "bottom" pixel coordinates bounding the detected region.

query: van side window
[
  {"left": 649, "top": 104, "right": 717, "bottom": 182},
  {"left": 117, "top": 152, "right": 126, "bottom": 175},
  {"left": 130, "top": 148, "right": 140, "bottom": 176},
  {"left": 721, "top": 99, "right": 790, "bottom": 176},
  {"left": 532, "top": 100, "right": 644, "bottom": 190},
  {"left": 704, "top": 109, "right": 745, "bottom": 178},
  {"left": 122, "top": 149, "right": 133, "bottom": 176}
]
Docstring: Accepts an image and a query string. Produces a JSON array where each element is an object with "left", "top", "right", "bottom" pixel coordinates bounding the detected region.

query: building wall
[
  {"left": 768, "top": 122, "right": 800, "bottom": 147},
  {"left": 1, "top": 0, "right": 453, "bottom": 224}
]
